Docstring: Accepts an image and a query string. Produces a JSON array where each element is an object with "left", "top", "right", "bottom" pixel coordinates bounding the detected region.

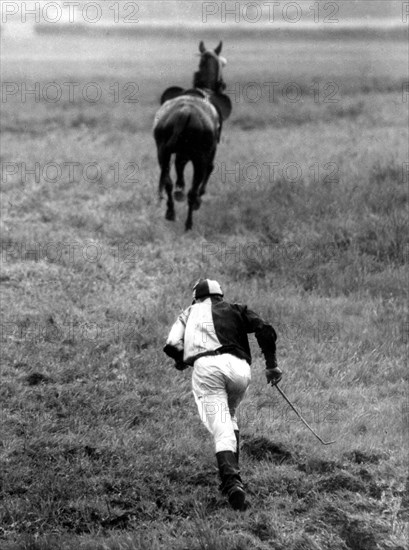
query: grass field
[{"left": 1, "top": 25, "right": 408, "bottom": 549}]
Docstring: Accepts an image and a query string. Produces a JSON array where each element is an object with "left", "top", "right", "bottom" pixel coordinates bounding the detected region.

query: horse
[{"left": 153, "top": 41, "right": 232, "bottom": 230}]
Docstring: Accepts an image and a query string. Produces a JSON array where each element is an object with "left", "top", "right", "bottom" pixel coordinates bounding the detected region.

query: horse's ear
[
  {"left": 210, "top": 93, "right": 232, "bottom": 121},
  {"left": 160, "top": 86, "right": 184, "bottom": 105},
  {"left": 214, "top": 41, "right": 223, "bottom": 55},
  {"left": 199, "top": 41, "right": 206, "bottom": 54}
]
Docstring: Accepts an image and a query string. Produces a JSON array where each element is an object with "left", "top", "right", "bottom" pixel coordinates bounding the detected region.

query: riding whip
[{"left": 274, "top": 384, "right": 336, "bottom": 445}]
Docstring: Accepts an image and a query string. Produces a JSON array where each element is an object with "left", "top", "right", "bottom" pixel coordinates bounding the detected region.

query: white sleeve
[{"left": 166, "top": 308, "right": 190, "bottom": 351}]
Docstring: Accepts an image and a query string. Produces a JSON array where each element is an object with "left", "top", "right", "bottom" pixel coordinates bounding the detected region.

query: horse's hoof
[
  {"left": 174, "top": 190, "right": 186, "bottom": 202},
  {"left": 192, "top": 198, "right": 201, "bottom": 211},
  {"left": 166, "top": 210, "right": 175, "bottom": 221}
]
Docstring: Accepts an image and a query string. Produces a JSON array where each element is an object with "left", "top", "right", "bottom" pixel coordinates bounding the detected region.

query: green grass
[{"left": 0, "top": 29, "right": 408, "bottom": 549}]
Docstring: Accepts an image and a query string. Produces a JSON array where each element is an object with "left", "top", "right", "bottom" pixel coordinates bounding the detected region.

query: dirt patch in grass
[
  {"left": 315, "top": 501, "right": 401, "bottom": 550},
  {"left": 24, "top": 372, "right": 53, "bottom": 386},
  {"left": 298, "top": 458, "right": 340, "bottom": 474},
  {"left": 316, "top": 472, "right": 370, "bottom": 496},
  {"left": 340, "top": 518, "right": 384, "bottom": 550},
  {"left": 242, "top": 437, "right": 294, "bottom": 464},
  {"left": 343, "top": 450, "right": 388, "bottom": 465}
]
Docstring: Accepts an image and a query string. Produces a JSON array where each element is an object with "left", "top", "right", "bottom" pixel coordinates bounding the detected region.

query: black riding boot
[
  {"left": 234, "top": 430, "right": 240, "bottom": 464},
  {"left": 216, "top": 450, "right": 246, "bottom": 511}
]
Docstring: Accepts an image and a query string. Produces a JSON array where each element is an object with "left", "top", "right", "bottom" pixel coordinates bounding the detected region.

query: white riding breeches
[{"left": 192, "top": 353, "right": 251, "bottom": 453}]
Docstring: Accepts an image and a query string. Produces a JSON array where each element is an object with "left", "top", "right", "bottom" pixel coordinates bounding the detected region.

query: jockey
[{"left": 163, "top": 278, "right": 282, "bottom": 511}]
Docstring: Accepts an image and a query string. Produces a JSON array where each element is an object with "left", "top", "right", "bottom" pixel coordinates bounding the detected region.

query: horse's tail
[{"left": 166, "top": 107, "right": 191, "bottom": 149}]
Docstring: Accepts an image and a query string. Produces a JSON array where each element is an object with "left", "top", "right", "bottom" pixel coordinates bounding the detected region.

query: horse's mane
[{"left": 193, "top": 71, "right": 226, "bottom": 94}]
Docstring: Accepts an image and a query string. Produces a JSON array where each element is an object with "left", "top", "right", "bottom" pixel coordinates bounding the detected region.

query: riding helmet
[{"left": 192, "top": 278, "right": 223, "bottom": 302}]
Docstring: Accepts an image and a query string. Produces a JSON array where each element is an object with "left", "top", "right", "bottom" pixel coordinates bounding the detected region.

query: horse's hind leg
[
  {"left": 185, "top": 159, "right": 206, "bottom": 231},
  {"left": 198, "top": 150, "right": 216, "bottom": 198},
  {"left": 174, "top": 153, "right": 188, "bottom": 202},
  {"left": 158, "top": 146, "right": 175, "bottom": 221}
]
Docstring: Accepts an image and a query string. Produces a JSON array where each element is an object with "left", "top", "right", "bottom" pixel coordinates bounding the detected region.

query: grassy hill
[{"left": 0, "top": 29, "right": 408, "bottom": 550}]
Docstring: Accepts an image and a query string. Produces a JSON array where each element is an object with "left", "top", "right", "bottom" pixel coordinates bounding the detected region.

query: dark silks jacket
[{"left": 163, "top": 296, "right": 277, "bottom": 368}]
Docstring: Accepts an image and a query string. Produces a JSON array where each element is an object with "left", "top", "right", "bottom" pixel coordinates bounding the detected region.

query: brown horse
[{"left": 153, "top": 41, "right": 232, "bottom": 230}]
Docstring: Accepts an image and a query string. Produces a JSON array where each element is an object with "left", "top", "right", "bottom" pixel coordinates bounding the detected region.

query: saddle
[{"left": 182, "top": 88, "right": 209, "bottom": 99}]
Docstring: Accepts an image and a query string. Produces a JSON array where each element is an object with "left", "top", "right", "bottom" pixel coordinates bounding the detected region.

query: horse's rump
[{"left": 153, "top": 96, "right": 220, "bottom": 147}]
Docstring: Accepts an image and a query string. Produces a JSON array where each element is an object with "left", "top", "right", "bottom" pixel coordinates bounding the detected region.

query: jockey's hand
[
  {"left": 266, "top": 366, "right": 283, "bottom": 386},
  {"left": 174, "top": 361, "right": 189, "bottom": 371}
]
